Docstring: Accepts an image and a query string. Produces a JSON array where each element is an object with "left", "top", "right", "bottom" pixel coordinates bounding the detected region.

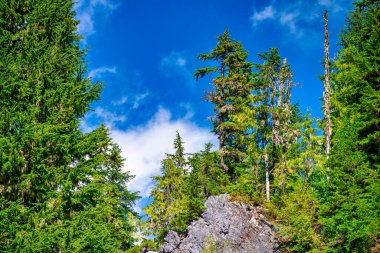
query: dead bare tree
[{"left": 323, "top": 10, "right": 332, "bottom": 159}]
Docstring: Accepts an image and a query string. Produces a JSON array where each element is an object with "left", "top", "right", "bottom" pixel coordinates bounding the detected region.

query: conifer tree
[
  {"left": 195, "top": 30, "right": 253, "bottom": 177},
  {"left": 253, "top": 48, "right": 296, "bottom": 201},
  {"left": 270, "top": 109, "right": 325, "bottom": 252},
  {"left": 144, "top": 133, "right": 187, "bottom": 241},
  {"left": 249, "top": 50, "right": 325, "bottom": 251},
  {"left": 187, "top": 143, "right": 230, "bottom": 197},
  {"left": 144, "top": 138, "right": 229, "bottom": 245},
  {"left": 168, "top": 131, "right": 186, "bottom": 169},
  {"left": 0, "top": 1, "right": 138, "bottom": 251},
  {"left": 174, "top": 159, "right": 205, "bottom": 231},
  {"left": 319, "top": 1, "right": 380, "bottom": 251}
]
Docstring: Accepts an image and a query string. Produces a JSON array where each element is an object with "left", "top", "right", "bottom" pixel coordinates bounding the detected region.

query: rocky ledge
[{"left": 160, "top": 194, "right": 279, "bottom": 253}]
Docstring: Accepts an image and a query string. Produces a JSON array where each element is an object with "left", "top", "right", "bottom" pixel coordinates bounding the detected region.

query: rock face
[{"left": 160, "top": 194, "right": 279, "bottom": 253}]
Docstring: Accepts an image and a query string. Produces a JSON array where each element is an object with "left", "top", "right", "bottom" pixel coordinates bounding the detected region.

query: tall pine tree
[{"left": 0, "top": 1, "right": 138, "bottom": 251}]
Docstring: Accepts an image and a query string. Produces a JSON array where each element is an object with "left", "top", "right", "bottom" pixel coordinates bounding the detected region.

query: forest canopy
[{"left": 0, "top": 0, "right": 379, "bottom": 253}]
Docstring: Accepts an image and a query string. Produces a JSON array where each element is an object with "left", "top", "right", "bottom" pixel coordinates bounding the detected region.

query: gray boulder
[{"left": 160, "top": 194, "right": 279, "bottom": 253}]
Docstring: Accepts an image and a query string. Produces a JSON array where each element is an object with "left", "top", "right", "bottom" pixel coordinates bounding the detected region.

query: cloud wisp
[
  {"left": 75, "top": 0, "right": 118, "bottom": 39},
  {"left": 88, "top": 66, "right": 117, "bottom": 79},
  {"left": 251, "top": 5, "right": 275, "bottom": 26},
  {"left": 112, "top": 96, "right": 128, "bottom": 106},
  {"left": 279, "top": 11, "right": 303, "bottom": 38},
  {"left": 160, "top": 51, "right": 195, "bottom": 86},
  {"left": 94, "top": 107, "right": 127, "bottom": 125},
  {"left": 132, "top": 92, "right": 150, "bottom": 110},
  {"left": 160, "top": 51, "right": 188, "bottom": 72},
  {"left": 251, "top": 4, "right": 305, "bottom": 39},
  {"left": 250, "top": 1, "right": 350, "bottom": 40}
]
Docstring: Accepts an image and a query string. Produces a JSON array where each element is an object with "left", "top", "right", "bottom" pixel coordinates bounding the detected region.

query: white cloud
[
  {"left": 251, "top": 5, "right": 275, "bottom": 26},
  {"left": 251, "top": 4, "right": 306, "bottom": 39},
  {"left": 112, "top": 96, "right": 128, "bottom": 106},
  {"left": 77, "top": 12, "right": 94, "bottom": 37},
  {"left": 161, "top": 52, "right": 188, "bottom": 70},
  {"left": 132, "top": 92, "right": 150, "bottom": 109},
  {"left": 250, "top": 1, "right": 350, "bottom": 40},
  {"left": 280, "top": 11, "right": 303, "bottom": 38},
  {"left": 109, "top": 107, "right": 217, "bottom": 198},
  {"left": 88, "top": 66, "right": 117, "bottom": 78},
  {"left": 94, "top": 107, "right": 127, "bottom": 126},
  {"left": 75, "top": 0, "right": 117, "bottom": 38},
  {"left": 110, "top": 91, "right": 149, "bottom": 111}
]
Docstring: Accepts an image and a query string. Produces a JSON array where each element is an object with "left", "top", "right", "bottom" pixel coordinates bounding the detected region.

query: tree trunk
[
  {"left": 264, "top": 152, "right": 270, "bottom": 201},
  {"left": 219, "top": 127, "right": 228, "bottom": 172}
]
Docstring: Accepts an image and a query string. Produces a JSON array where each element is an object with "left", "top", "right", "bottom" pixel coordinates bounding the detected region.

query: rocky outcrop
[{"left": 160, "top": 194, "right": 279, "bottom": 253}]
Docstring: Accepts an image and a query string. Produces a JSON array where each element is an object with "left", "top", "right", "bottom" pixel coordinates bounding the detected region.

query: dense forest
[{"left": 0, "top": 0, "right": 379, "bottom": 253}]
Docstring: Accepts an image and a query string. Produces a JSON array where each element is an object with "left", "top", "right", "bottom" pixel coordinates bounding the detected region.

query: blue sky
[{"left": 74, "top": 0, "right": 354, "bottom": 209}]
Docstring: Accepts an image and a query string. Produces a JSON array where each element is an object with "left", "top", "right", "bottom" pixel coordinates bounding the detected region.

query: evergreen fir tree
[
  {"left": 169, "top": 131, "right": 186, "bottom": 169},
  {"left": 144, "top": 139, "right": 229, "bottom": 245},
  {"left": 319, "top": 1, "right": 380, "bottom": 252},
  {"left": 0, "top": 1, "right": 138, "bottom": 251},
  {"left": 195, "top": 30, "right": 253, "bottom": 178},
  {"left": 270, "top": 111, "right": 324, "bottom": 252},
  {"left": 187, "top": 143, "right": 230, "bottom": 198},
  {"left": 144, "top": 133, "right": 187, "bottom": 242}
]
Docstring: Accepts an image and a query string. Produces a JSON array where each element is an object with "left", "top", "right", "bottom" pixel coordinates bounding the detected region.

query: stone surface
[{"left": 160, "top": 194, "right": 279, "bottom": 253}]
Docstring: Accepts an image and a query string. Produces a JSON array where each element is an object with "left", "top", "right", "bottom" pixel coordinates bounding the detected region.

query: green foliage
[
  {"left": 258, "top": 110, "right": 324, "bottom": 253},
  {"left": 188, "top": 143, "right": 230, "bottom": 197},
  {"left": 144, "top": 136, "right": 229, "bottom": 245},
  {"left": 143, "top": 2, "right": 379, "bottom": 252},
  {"left": 144, "top": 158, "right": 185, "bottom": 240},
  {"left": 146, "top": 44, "right": 326, "bottom": 252},
  {"left": 125, "top": 239, "right": 158, "bottom": 253},
  {"left": 317, "top": 1, "right": 380, "bottom": 252},
  {"left": 142, "top": 32, "right": 323, "bottom": 252},
  {"left": 268, "top": 183, "right": 323, "bottom": 253},
  {"left": 144, "top": 133, "right": 190, "bottom": 241},
  {"left": 195, "top": 30, "right": 253, "bottom": 177},
  {"left": 194, "top": 32, "right": 328, "bottom": 253},
  {"left": 202, "top": 234, "right": 218, "bottom": 253},
  {"left": 0, "top": 1, "right": 138, "bottom": 251}
]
